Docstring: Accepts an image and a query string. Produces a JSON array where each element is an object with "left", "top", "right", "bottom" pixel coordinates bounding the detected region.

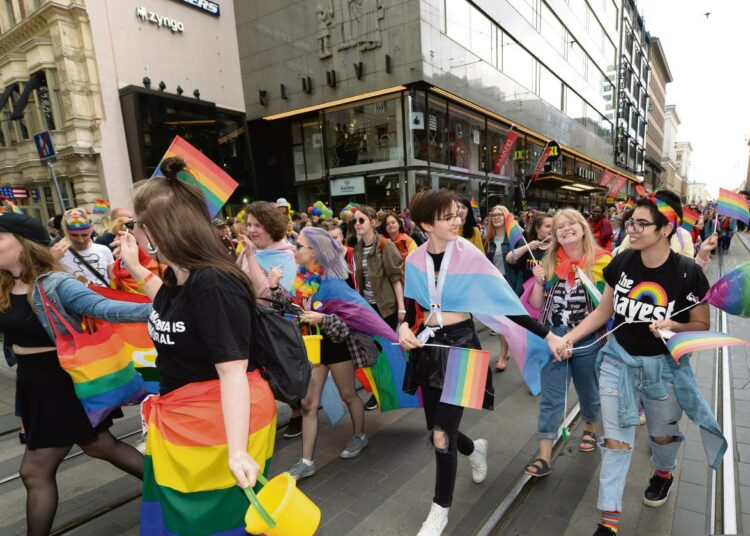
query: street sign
[{"left": 33, "top": 131, "right": 56, "bottom": 161}]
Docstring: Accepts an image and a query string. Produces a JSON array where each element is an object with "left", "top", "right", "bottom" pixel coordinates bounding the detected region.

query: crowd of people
[{"left": 0, "top": 172, "right": 742, "bottom": 535}]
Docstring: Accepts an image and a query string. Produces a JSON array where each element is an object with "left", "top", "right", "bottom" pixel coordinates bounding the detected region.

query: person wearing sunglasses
[{"left": 551, "top": 190, "right": 723, "bottom": 536}]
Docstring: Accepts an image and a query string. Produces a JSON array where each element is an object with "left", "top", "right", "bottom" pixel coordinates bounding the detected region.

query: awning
[
  {"left": 0, "top": 83, "right": 18, "bottom": 111},
  {"left": 10, "top": 72, "right": 44, "bottom": 120},
  {"left": 531, "top": 173, "right": 606, "bottom": 193}
]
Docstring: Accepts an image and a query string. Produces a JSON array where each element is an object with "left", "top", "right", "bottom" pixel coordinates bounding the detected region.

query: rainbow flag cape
[
  {"left": 93, "top": 199, "right": 110, "bottom": 214},
  {"left": 504, "top": 213, "right": 526, "bottom": 249},
  {"left": 141, "top": 371, "right": 276, "bottom": 536},
  {"left": 440, "top": 347, "right": 490, "bottom": 410},
  {"left": 255, "top": 249, "right": 297, "bottom": 295},
  {"left": 702, "top": 260, "right": 750, "bottom": 317},
  {"left": 717, "top": 188, "right": 750, "bottom": 224},
  {"left": 152, "top": 135, "right": 239, "bottom": 218},
  {"left": 681, "top": 207, "right": 699, "bottom": 232},
  {"left": 665, "top": 331, "right": 750, "bottom": 363},
  {"left": 312, "top": 278, "right": 419, "bottom": 411}
]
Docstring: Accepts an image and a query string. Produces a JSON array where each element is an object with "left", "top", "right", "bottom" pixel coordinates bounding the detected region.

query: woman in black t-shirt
[
  {"left": 116, "top": 156, "right": 276, "bottom": 535},
  {"left": 555, "top": 191, "right": 715, "bottom": 536}
]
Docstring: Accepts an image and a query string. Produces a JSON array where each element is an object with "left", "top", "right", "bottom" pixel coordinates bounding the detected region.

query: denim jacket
[
  {"left": 32, "top": 271, "right": 152, "bottom": 343},
  {"left": 598, "top": 335, "right": 726, "bottom": 470}
]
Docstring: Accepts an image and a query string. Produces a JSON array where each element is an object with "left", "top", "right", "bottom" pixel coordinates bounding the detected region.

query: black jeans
[{"left": 422, "top": 385, "right": 475, "bottom": 507}]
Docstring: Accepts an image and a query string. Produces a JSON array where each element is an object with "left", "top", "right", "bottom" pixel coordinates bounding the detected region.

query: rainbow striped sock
[{"left": 601, "top": 510, "right": 620, "bottom": 533}]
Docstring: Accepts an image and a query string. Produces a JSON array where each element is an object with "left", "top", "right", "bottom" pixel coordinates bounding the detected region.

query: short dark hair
[
  {"left": 246, "top": 201, "right": 288, "bottom": 241},
  {"left": 291, "top": 212, "right": 302, "bottom": 222},
  {"left": 409, "top": 189, "right": 460, "bottom": 231},
  {"left": 634, "top": 189, "right": 682, "bottom": 238}
]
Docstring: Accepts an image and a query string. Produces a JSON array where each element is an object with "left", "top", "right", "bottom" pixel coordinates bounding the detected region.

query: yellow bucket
[
  {"left": 245, "top": 473, "right": 321, "bottom": 536},
  {"left": 303, "top": 328, "right": 322, "bottom": 365}
]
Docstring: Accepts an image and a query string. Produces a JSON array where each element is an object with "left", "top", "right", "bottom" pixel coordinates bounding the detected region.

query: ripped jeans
[{"left": 597, "top": 356, "right": 684, "bottom": 512}]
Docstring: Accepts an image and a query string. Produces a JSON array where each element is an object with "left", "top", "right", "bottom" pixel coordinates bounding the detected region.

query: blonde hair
[
  {"left": 109, "top": 216, "right": 130, "bottom": 236},
  {"left": 541, "top": 209, "right": 598, "bottom": 281}
]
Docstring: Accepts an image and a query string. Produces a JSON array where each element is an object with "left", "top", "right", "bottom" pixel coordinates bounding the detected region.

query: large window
[
  {"left": 506, "top": 0, "right": 537, "bottom": 27},
  {"left": 539, "top": 65, "right": 562, "bottom": 110},
  {"left": 445, "top": 0, "right": 495, "bottom": 65},
  {"left": 427, "top": 95, "right": 449, "bottom": 165},
  {"left": 568, "top": 41, "right": 586, "bottom": 78},
  {"left": 502, "top": 35, "right": 534, "bottom": 90},
  {"left": 448, "top": 104, "right": 484, "bottom": 172},
  {"left": 540, "top": 3, "right": 565, "bottom": 56},
  {"left": 565, "top": 87, "right": 586, "bottom": 125}
]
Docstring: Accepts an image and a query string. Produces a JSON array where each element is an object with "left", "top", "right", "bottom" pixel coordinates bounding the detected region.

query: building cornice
[
  {"left": 648, "top": 37, "right": 673, "bottom": 84},
  {"left": 0, "top": 1, "right": 87, "bottom": 56}
]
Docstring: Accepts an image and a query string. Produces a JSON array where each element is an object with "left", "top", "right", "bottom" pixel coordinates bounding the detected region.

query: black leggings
[{"left": 422, "top": 385, "right": 475, "bottom": 507}]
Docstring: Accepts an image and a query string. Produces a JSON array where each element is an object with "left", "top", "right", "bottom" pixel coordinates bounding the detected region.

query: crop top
[{"left": 0, "top": 294, "right": 55, "bottom": 347}]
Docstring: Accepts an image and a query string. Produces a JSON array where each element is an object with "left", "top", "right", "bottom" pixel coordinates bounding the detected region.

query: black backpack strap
[{"left": 69, "top": 248, "right": 110, "bottom": 287}]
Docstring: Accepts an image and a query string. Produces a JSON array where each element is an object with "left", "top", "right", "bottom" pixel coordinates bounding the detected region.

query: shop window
[
  {"left": 325, "top": 96, "right": 402, "bottom": 169},
  {"left": 502, "top": 35, "right": 534, "bottom": 91},
  {"left": 410, "top": 90, "right": 429, "bottom": 162},
  {"left": 448, "top": 104, "right": 484, "bottom": 173},
  {"left": 302, "top": 119, "right": 324, "bottom": 180},
  {"left": 427, "top": 95, "right": 449, "bottom": 166},
  {"left": 366, "top": 173, "right": 401, "bottom": 210},
  {"left": 539, "top": 65, "right": 562, "bottom": 111},
  {"left": 438, "top": 176, "right": 471, "bottom": 197},
  {"left": 486, "top": 120, "right": 518, "bottom": 177}
]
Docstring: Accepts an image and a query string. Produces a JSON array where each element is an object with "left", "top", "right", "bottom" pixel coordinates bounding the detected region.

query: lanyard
[{"left": 419, "top": 240, "right": 454, "bottom": 342}]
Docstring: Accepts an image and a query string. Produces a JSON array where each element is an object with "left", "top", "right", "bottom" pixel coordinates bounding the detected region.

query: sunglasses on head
[{"left": 123, "top": 220, "right": 140, "bottom": 231}]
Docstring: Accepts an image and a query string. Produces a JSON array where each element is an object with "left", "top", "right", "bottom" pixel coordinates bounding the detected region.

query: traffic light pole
[{"left": 47, "top": 160, "right": 66, "bottom": 213}]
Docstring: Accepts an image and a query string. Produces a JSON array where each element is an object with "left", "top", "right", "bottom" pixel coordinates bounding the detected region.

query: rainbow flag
[
  {"left": 717, "top": 188, "right": 750, "bottom": 224},
  {"left": 635, "top": 184, "right": 647, "bottom": 197},
  {"left": 703, "top": 260, "right": 750, "bottom": 317},
  {"left": 440, "top": 347, "right": 490, "bottom": 410},
  {"left": 665, "top": 331, "right": 750, "bottom": 363},
  {"left": 504, "top": 213, "right": 526, "bottom": 249},
  {"left": 141, "top": 371, "right": 276, "bottom": 536},
  {"left": 152, "top": 135, "right": 239, "bottom": 218},
  {"left": 93, "top": 199, "right": 110, "bottom": 214},
  {"left": 625, "top": 198, "right": 635, "bottom": 211},
  {"left": 681, "top": 207, "right": 699, "bottom": 232}
]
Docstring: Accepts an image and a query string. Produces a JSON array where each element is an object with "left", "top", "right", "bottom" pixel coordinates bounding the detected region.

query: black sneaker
[
  {"left": 282, "top": 416, "right": 302, "bottom": 439},
  {"left": 593, "top": 524, "right": 616, "bottom": 536},
  {"left": 643, "top": 473, "right": 673, "bottom": 507},
  {"left": 364, "top": 395, "right": 378, "bottom": 411}
]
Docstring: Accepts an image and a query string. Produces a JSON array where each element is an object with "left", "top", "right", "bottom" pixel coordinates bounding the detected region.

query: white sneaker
[
  {"left": 416, "top": 502, "right": 449, "bottom": 536},
  {"left": 468, "top": 439, "right": 488, "bottom": 483}
]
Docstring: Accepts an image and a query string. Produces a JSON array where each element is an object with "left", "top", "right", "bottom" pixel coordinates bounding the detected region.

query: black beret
[{"left": 0, "top": 213, "right": 51, "bottom": 246}]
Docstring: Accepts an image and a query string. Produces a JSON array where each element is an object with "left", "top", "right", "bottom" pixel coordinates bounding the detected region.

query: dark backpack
[{"left": 251, "top": 303, "right": 311, "bottom": 406}]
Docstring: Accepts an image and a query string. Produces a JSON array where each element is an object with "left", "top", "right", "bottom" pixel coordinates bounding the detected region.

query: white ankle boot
[
  {"left": 416, "top": 502, "right": 449, "bottom": 536},
  {"left": 468, "top": 438, "right": 488, "bottom": 483}
]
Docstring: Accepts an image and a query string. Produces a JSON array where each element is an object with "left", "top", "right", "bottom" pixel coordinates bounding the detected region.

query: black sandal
[
  {"left": 525, "top": 457, "right": 551, "bottom": 477},
  {"left": 579, "top": 431, "right": 597, "bottom": 452}
]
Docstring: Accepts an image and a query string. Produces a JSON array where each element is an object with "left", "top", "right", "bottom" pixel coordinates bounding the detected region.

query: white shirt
[{"left": 60, "top": 243, "right": 115, "bottom": 286}]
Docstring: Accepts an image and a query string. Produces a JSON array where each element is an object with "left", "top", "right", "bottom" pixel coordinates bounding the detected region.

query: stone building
[{"left": 644, "top": 35, "right": 671, "bottom": 191}]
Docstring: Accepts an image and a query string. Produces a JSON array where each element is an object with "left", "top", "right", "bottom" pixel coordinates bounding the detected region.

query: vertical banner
[
  {"left": 599, "top": 169, "right": 615, "bottom": 186},
  {"left": 492, "top": 130, "right": 518, "bottom": 174},
  {"left": 607, "top": 175, "right": 627, "bottom": 197},
  {"left": 528, "top": 142, "right": 552, "bottom": 187}
]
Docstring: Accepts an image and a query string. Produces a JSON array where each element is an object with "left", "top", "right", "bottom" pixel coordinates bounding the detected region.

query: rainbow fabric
[
  {"left": 152, "top": 135, "right": 239, "bottom": 218},
  {"left": 312, "top": 278, "right": 420, "bottom": 411},
  {"left": 255, "top": 249, "right": 298, "bottom": 295},
  {"left": 440, "top": 347, "right": 490, "bottom": 410},
  {"left": 625, "top": 198, "right": 635, "bottom": 211},
  {"left": 653, "top": 198, "right": 680, "bottom": 227},
  {"left": 65, "top": 208, "right": 92, "bottom": 232},
  {"left": 665, "top": 331, "right": 750, "bottom": 363},
  {"left": 504, "top": 213, "right": 526, "bottom": 249},
  {"left": 141, "top": 371, "right": 276, "bottom": 536},
  {"left": 717, "top": 188, "right": 750, "bottom": 224},
  {"left": 93, "top": 199, "right": 110, "bottom": 214},
  {"left": 681, "top": 207, "right": 699, "bottom": 232},
  {"left": 635, "top": 184, "right": 647, "bottom": 197},
  {"left": 702, "top": 260, "right": 750, "bottom": 317}
]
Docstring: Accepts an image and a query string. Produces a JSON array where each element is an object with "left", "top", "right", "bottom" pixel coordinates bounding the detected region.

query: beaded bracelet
[{"left": 136, "top": 272, "right": 155, "bottom": 288}]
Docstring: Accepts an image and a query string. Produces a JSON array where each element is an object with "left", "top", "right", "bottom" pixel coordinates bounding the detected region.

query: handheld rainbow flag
[
  {"left": 93, "top": 199, "right": 110, "bottom": 214},
  {"left": 702, "top": 260, "right": 750, "bottom": 317},
  {"left": 141, "top": 371, "right": 276, "bottom": 536},
  {"left": 625, "top": 198, "right": 635, "bottom": 211},
  {"left": 681, "top": 207, "right": 699, "bottom": 232},
  {"left": 717, "top": 188, "right": 750, "bottom": 224},
  {"left": 152, "top": 135, "right": 239, "bottom": 218},
  {"left": 440, "top": 347, "right": 490, "bottom": 410},
  {"left": 664, "top": 331, "right": 750, "bottom": 363},
  {"left": 504, "top": 213, "right": 526, "bottom": 249},
  {"left": 635, "top": 184, "right": 647, "bottom": 197}
]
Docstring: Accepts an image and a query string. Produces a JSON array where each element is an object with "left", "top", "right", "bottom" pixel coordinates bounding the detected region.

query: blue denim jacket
[
  {"left": 32, "top": 271, "right": 151, "bottom": 343},
  {"left": 598, "top": 336, "right": 726, "bottom": 470}
]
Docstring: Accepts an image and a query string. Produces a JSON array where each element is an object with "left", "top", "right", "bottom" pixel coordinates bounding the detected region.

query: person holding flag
[{"left": 551, "top": 189, "right": 725, "bottom": 536}]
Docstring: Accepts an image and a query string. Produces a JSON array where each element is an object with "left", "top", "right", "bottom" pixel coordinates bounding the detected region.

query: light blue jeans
[
  {"left": 537, "top": 327, "right": 600, "bottom": 440},
  {"left": 597, "top": 356, "right": 684, "bottom": 512}
]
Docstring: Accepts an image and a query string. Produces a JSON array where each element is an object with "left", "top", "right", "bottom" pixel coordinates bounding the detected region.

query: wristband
[{"left": 136, "top": 272, "right": 155, "bottom": 288}]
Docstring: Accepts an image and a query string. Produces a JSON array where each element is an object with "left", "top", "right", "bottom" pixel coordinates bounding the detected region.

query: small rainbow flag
[
  {"left": 504, "top": 213, "right": 526, "bottom": 249},
  {"left": 717, "top": 188, "right": 750, "bottom": 224},
  {"left": 703, "top": 260, "right": 750, "bottom": 317},
  {"left": 440, "top": 347, "right": 490, "bottom": 410},
  {"left": 625, "top": 198, "right": 635, "bottom": 211},
  {"left": 93, "top": 199, "right": 110, "bottom": 214},
  {"left": 665, "top": 331, "right": 750, "bottom": 363},
  {"left": 152, "top": 135, "right": 239, "bottom": 218},
  {"left": 635, "top": 184, "right": 647, "bottom": 197},
  {"left": 681, "top": 207, "right": 699, "bottom": 232}
]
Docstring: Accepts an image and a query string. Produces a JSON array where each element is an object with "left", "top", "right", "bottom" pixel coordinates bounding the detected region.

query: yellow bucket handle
[{"left": 243, "top": 474, "right": 276, "bottom": 529}]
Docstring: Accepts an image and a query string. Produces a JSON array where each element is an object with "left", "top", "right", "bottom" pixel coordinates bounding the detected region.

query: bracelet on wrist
[{"left": 136, "top": 272, "right": 155, "bottom": 288}]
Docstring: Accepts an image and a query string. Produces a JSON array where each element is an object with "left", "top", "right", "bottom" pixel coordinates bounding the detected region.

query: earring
[{"left": 146, "top": 242, "right": 159, "bottom": 255}]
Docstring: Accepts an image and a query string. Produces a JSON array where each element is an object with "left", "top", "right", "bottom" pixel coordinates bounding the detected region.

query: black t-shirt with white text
[
  {"left": 150, "top": 267, "right": 254, "bottom": 395},
  {"left": 603, "top": 249, "right": 709, "bottom": 356}
]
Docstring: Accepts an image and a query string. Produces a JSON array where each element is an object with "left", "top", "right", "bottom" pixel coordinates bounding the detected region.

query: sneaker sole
[
  {"left": 364, "top": 405, "right": 378, "bottom": 411},
  {"left": 291, "top": 469, "right": 316, "bottom": 480},
  {"left": 282, "top": 431, "right": 303, "bottom": 439},
  {"left": 643, "top": 489, "right": 671, "bottom": 507},
  {"left": 340, "top": 445, "right": 368, "bottom": 459}
]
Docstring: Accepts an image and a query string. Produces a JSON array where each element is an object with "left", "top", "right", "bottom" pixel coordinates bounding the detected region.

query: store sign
[
  {"left": 171, "top": 0, "right": 220, "bottom": 16},
  {"left": 330, "top": 177, "right": 365, "bottom": 197},
  {"left": 136, "top": 7, "right": 185, "bottom": 33}
]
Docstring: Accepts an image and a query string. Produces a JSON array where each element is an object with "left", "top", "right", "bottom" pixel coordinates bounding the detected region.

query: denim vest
[
  {"left": 32, "top": 271, "right": 152, "bottom": 343},
  {"left": 598, "top": 336, "right": 726, "bottom": 470}
]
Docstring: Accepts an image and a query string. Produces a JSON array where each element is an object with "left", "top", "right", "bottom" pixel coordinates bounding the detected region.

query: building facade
[
  {"left": 686, "top": 181, "right": 709, "bottom": 205},
  {"left": 674, "top": 140, "right": 691, "bottom": 199},
  {"left": 660, "top": 104, "right": 683, "bottom": 196},
  {"left": 0, "top": 0, "right": 252, "bottom": 221},
  {"left": 236, "top": 0, "right": 644, "bottom": 214},
  {"left": 644, "top": 35, "right": 671, "bottom": 191}
]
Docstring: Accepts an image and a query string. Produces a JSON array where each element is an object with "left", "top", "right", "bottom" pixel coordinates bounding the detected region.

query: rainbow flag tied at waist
[
  {"left": 312, "top": 278, "right": 420, "bottom": 411},
  {"left": 140, "top": 370, "right": 276, "bottom": 536},
  {"left": 405, "top": 238, "right": 551, "bottom": 395}
]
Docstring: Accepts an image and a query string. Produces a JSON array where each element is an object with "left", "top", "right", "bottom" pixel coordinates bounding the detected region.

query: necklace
[{"left": 292, "top": 263, "right": 323, "bottom": 301}]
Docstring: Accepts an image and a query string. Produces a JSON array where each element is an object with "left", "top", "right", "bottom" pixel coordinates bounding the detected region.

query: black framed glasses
[
  {"left": 123, "top": 220, "right": 140, "bottom": 230},
  {"left": 624, "top": 219, "right": 657, "bottom": 233}
]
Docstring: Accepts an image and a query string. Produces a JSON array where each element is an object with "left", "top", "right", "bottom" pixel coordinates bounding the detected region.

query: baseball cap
[
  {"left": 276, "top": 198, "right": 290, "bottom": 208},
  {"left": 0, "top": 213, "right": 51, "bottom": 246}
]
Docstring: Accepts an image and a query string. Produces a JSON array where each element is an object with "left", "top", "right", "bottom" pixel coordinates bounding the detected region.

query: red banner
[
  {"left": 599, "top": 170, "right": 615, "bottom": 186},
  {"left": 492, "top": 131, "right": 518, "bottom": 175},
  {"left": 529, "top": 144, "right": 553, "bottom": 184},
  {"left": 607, "top": 175, "right": 627, "bottom": 197}
]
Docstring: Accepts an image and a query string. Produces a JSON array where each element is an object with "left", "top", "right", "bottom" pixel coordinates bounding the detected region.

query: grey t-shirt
[
  {"left": 491, "top": 237, "right": 506, "bottom": 274},
  {"left": 361, "top": 243, "right": 377, "bottom": 304}
]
